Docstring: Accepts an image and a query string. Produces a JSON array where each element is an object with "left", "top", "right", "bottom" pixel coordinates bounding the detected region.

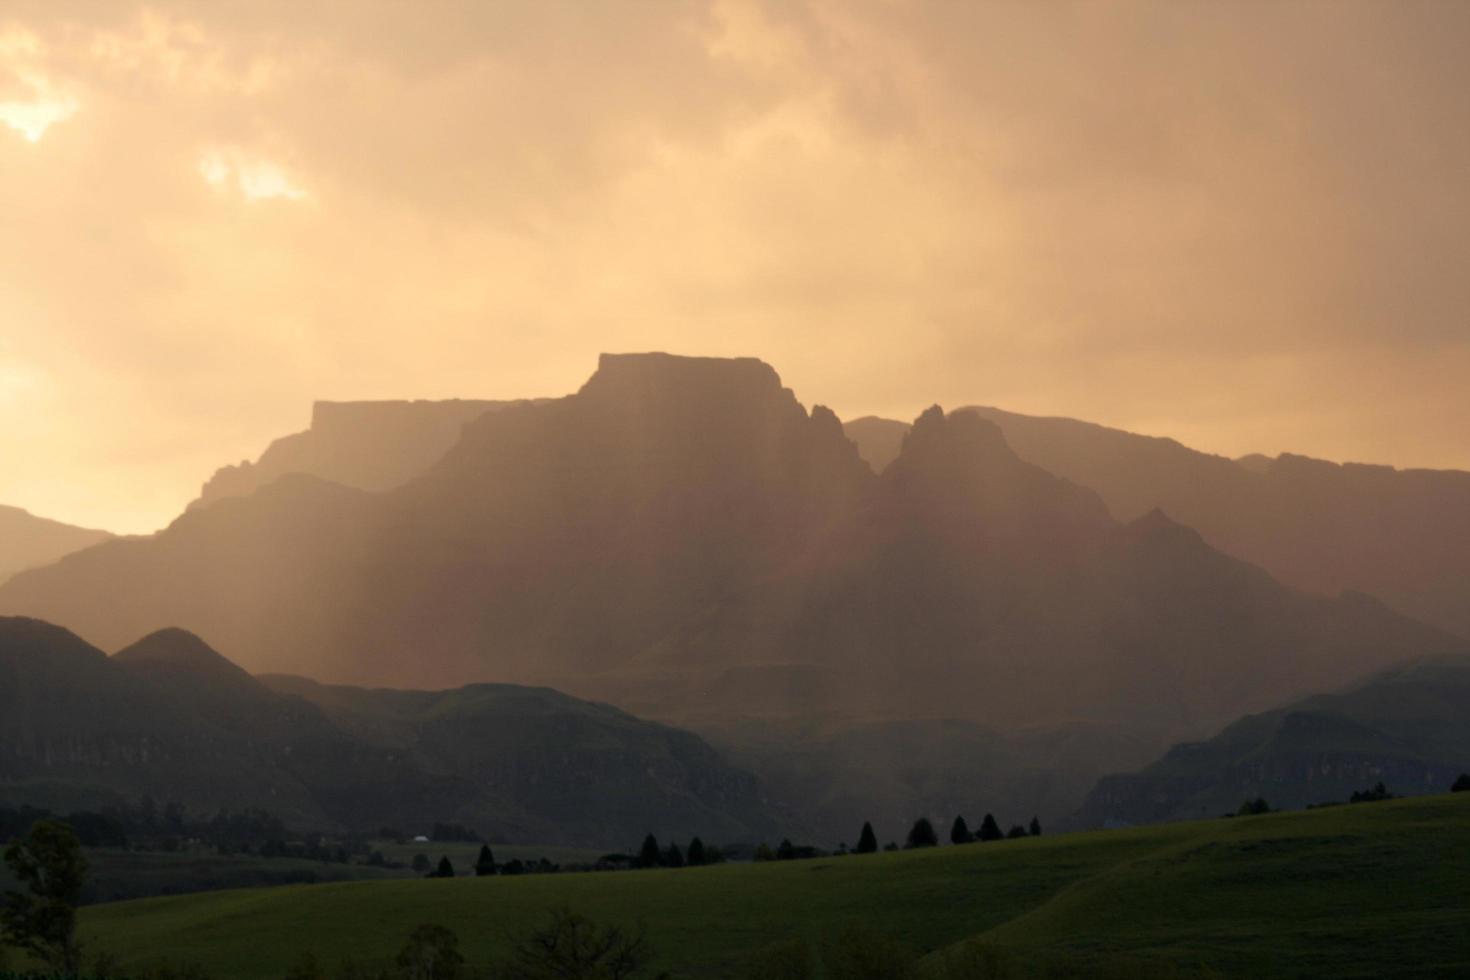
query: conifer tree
[
  {"left": 856, "top": 822, "right": 879, "bottom": 854},
  {"left": 950, "top": 815, "right": 973, "bottom": 845},
  {"left": 1029, "top": 816, "right": 1042, "bottom": 837},
  {"left": 474, "top": 844, "right": 496, "bottom": 877},
  {"left": 906, "top": 817, "right": 938, "bottom": 849},
  {"left": 978, "top": 813, "right": 1003, "bottom": 841},
  {"left": 686, "top": 837, "right": 706, "bottom": 866},
  {"left": 638, "top": 834, "right": 662, "bottom": 869}
]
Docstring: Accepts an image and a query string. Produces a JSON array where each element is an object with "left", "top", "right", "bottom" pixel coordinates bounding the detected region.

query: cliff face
[
  {"left": 0, "top": 506, "right": 113, "bottom": 585},
  {"left": 192, "top": 398, "right": 539, "bottom": 509}
]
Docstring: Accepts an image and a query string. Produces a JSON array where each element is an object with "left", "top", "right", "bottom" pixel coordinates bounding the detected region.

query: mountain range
[
  {"left": 0, "top": 616, "right": 775, "bottom": 847},
  {"left": 0, "top": 505, "right": 112, "bottom": 586},
  {"left": 846, "top": 407, "right": 1470, "bottom": 640}
]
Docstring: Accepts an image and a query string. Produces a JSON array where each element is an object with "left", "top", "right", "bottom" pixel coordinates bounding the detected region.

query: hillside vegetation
[{"left": 51, "top": 792, "right": 1470, "bottom": 979}]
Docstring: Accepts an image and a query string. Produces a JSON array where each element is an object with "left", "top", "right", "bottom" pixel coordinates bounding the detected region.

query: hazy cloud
[{"left": 1, "top": 0, "right": 1468, "bottom": 532}]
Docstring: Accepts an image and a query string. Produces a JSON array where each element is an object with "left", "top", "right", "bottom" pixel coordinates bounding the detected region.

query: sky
[{"left": 2, "top": 1, "right": 1468, "bottom": 534}]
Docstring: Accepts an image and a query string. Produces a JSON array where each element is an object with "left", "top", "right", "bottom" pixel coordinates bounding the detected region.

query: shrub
[
  {"left": 501, "top": 907, "right": 659, "bottom": 980},
  {"left": 1452, "top": 773, "right": 1470, "bottom": 793}
]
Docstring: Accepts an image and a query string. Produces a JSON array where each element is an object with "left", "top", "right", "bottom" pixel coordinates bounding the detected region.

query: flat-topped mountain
[
  {"left": 0, "top": 505, "right": 112, "bottom": 585},
  {"left": 1078, "top": 653, "right": 1470, "bottom": 827},
  {"left": 1, "top": 355, "right": 1458, "bottom": 754},
  {"left": 191, "top": 397, "right": 541, "bottom": 510},
  {"left": 0, "top": 616, "right": 775, "bottom": 846},
  {"left": 846, "top": 407, "right": 1470, "bottom": 639}
]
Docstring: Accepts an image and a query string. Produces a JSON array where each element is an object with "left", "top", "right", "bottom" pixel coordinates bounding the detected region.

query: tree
[
  {"left": 431, "top": 856, "right": 455, "bottom": 878},
  {"left": 1006, "top": 825, "right": 1027, "bottom": 839},
  {"left": 977, "top": 814, "right": 1002, "bottom": 842},
  {"left": 412, "top": 853, "right": 431, "bottom": 874},
  {"left": 1, "top": 819, "right": 88, "bottom": 972},
  {"left": 855, "top": 822, "right": 878, "bottom": 855},
  {"left": 503, "top": 907, "right": 658, "bottom": 980},
  {"left": 754, "top": 843, "right": 777, "bottom": 862},
  {"left": 638, "top": 834, "right": 662, "bottom": 869},
  {"left": 686, "top": 837, "right": 706, "bottom": 866},
  {"left": 474, "top": 844, "right": 497, "bottom": 877},
  {"left": 949, "top": 816, "right": 972, "bottom": 845},
  {"left": 1453, "top": 773, "right": 1470, "bottom": 793},
  {"left": 663, "top": 843, "right": 684, "bottom": 868},
  {"left": 1237, "top": 797, "right": 1271, "bottom": 816},
  {"left": 396, "top": 923, "right": 464, "bottom": 980},
  {"left": 905, "top": 818, "right": 938, "bottom": 849},
  {"left": 1028, "top": 816, "right": 1042, "bottom": 837},
  {"left": 776, "top": 838, "right": 796, "bottom": 861}
]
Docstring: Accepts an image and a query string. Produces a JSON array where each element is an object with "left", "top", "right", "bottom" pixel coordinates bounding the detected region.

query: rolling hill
[
  {"left": 55, "top": 792, "right": 1470, "bottom": 979},
  {"left": 0, "top": 617, "right": 776, "bottom": 847},
  {"left": 1077, "top": 653, "right": 1470, "bottom": 827}
]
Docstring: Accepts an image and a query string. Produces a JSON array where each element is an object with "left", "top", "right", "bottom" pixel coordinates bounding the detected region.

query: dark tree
[
  {"left": 905, "top": 818, "right": 938, "bottom": 849},
  {"left": 1006, "top": 825, "right": 1027, "bottom": 839},
  {"left": 431, "top": 856, "right": 455, "bottom": 878},
  {"left": 638, "top": 834, "right": 662, "bottom": 869},
  {"left": 396, "top": 923, "right": 464, "bottom": 980},
  {"left": 949, "top": 815, "right": 973, "bottom": 845},
  {"left": 1350, "top": 782, "right": 1394, "bottom": 804},
  {"left": 412, "top": 853, "right": 431, "bottom": 874},
  {"left": 1029, "top": 816, "right": 1042, "bottom": 837},
  {"left": 753, "top": 843, "right": 776, "bottom": 862},
  {"left": 776, "top": 838, "right": 796, "bottom": 861},
  {"left": 663, "top": 843, "right": 685, "bottom": 868},
  {"left": 1, "top": 820, "right": 88, "bottom": 972},
  {"left": 1453, "top": 773, "right": 1470, "bottom": 793},
  {"left": 855, "top": 822, "right": 879, "bottom": 854},
  {"left": 474, "top": 844, "right": 496, "bottom": 877},
  {"left": 504, "top": 907, "right": 654, "bottom": 980},
  {"left": 686, "top": 837, "right": 706, "bottom": 866},
  {"left": 1237, "top": 797, "right": 1271, "bottom": 816},
  {"left": 883, "top": 842, "right": 899, "bottom": 852},
  {"left": 977, "top": 814, "right": 1003, "bottom": 842}
]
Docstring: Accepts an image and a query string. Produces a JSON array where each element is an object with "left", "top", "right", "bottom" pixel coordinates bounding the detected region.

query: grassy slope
[{"left": 67, "top": 793, "right": 1470, "bottom": 979}]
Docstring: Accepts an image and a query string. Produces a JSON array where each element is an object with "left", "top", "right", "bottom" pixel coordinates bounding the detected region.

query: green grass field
[{"left": 25, "top": 793, "right": 1470, "bottom": 978}]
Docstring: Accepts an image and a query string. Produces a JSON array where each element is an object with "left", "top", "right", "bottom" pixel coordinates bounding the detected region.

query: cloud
[{"left": 0, "top": 0, "right": 1468, "bottom": 532}]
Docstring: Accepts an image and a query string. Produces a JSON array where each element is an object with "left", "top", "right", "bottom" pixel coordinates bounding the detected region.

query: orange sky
[{"left": 2, "top": 1, "right": 1468, "bottom": 534}]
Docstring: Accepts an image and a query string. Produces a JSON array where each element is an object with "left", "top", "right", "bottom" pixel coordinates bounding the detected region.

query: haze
[{"left": 3, "top": 0, "right": 1468, "bottom": 534}]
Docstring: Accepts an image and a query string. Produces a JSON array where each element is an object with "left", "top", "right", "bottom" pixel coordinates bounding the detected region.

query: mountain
[
  {"left": 0, "top": 505, "right": 112, "bottom": 585},
  {"left": 0, "top": 355, "right": 1457, "bottom": 747},
  {"left": 0, "top": 617, "right": 776, "bottom": 847},
  {"left": 191, "top": 398, "right": 541, "bottom": 511},
  {"left": 1077, "top": 653, "right": 1470, "bottom": 827},
  {"left": 842, "top": 416, "right": 910, "bottom": 473},
  {"left": 846, "top": 407, "right": 1470, "bottom": 640}
]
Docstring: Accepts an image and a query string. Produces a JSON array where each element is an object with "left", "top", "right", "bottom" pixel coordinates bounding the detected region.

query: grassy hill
[{"left": 47, "top": 792, "right": 1470, "bottom": 978}]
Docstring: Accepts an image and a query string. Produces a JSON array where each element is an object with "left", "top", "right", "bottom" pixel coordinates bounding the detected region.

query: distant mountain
[
  {"left": 0, "top": 505, "right": 112, "bottom": 585},
  {"left": 845, "top": 408, "right": 1470, "bottom": 639},
  {"left": 1, "top": 356, "right": 1457, "bottom": 752},
  {"left": 842, "top": 416, "right": 910, "bottom": 473},
  {"left": 1076, "top": 654, "right": 1470, "bottom": 827},
  {"left": 191, "top": 398, "right": 542, "bottom": 510},
  {"left": 0, "top": 617, "right": 776, "bottom": 847}
]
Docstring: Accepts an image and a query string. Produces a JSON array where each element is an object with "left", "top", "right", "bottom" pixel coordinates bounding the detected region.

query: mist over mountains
[
  {"left": 847, "top": 407, "right": 1470, "bottom": 641},
  {"left": 3, "top": 352, "right": 1466, "bottom": 838},
  {"left": 0, "top": 506, "right": 112, "bottom": 586},
  {"left": 3, "top": 356, "right": 1459, "bottom": 739}
]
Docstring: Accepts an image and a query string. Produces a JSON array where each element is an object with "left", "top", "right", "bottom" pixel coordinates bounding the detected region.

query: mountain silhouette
[
  {"left": 0, "top": 617, "right": 775, "bottom": 846},
  {"left": 0, "top": 355, "right": 1458, "bottom": 755},
  {"left": 191, "top": 398, "right": 542, "bottom": 511},
  {"left": 0, "top": 505, "right": 112, "bottom": 585},
  {"left": 846, "top": 407, "right": 1470, "bottom": 640}
]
